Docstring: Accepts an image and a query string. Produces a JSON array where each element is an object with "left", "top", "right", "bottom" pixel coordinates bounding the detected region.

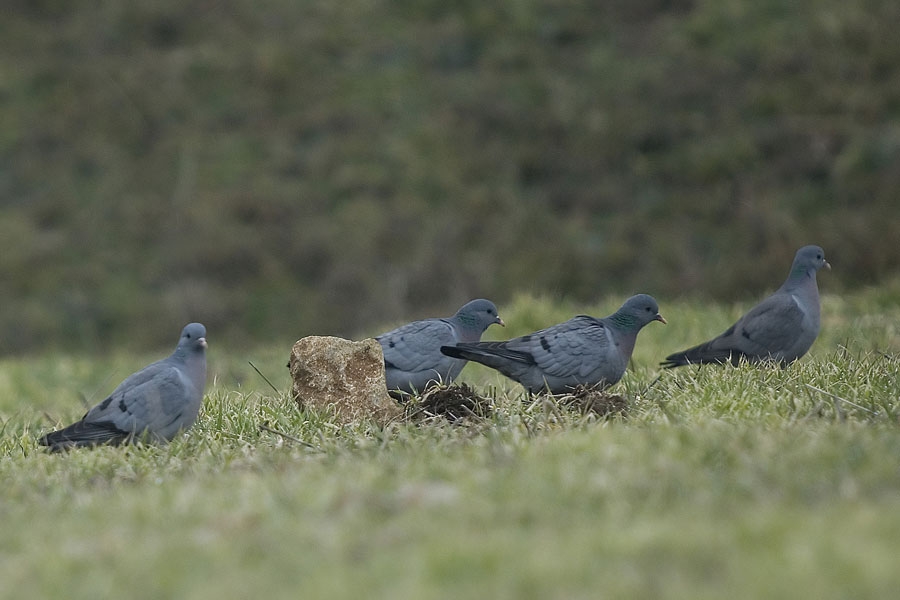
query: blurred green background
[{"left": 2, "top": 0, "right": 899, "bottom": 354}]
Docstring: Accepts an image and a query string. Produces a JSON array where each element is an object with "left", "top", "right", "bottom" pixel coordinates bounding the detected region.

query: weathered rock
[{"left": 289, "top": 336, "right": 402, "bottom": 424}]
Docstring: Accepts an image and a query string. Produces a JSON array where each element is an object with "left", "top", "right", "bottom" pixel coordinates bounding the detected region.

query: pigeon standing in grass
[
  {"left": 39, "top": 323, "right": 208, "bottom": 451},
  {"left": 441, "top": 294, "right": 666, "bottom": 395},
  {"left": 661, "top": 245, "right": 830, "bottom": 368},
  {"left": 377, "top": 299, "right": 505, "bottom": 397}
]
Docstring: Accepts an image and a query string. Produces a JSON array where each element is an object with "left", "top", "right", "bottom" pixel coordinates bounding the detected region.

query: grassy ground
[{"left": 1, "top": 288, "right": 900, "bottom": 599}]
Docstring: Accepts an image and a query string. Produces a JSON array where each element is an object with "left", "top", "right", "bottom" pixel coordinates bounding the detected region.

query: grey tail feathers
[
  {"left": 441, "top": 343, "right": 534, "bottom": 367},
  {"left": 661, "top": 343, "right": 748, "bottom": 369},
  {"left": 39, "top": 420, "right": 132, "bottom": 452}
]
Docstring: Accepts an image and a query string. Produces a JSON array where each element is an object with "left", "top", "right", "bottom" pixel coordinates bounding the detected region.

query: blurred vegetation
[{"left": 1, "top": 0, "right": 899, "bottom": 354}]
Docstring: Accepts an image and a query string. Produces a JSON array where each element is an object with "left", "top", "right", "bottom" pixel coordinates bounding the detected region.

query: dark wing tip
[
  {"left": 660, "top": 350, "right": 693, "bottom": 368},
  {"left": 440, "top": 345, "right": 466, "bottom": 359},
  {"left": 38, "top": 420, "right": 132, "bottom": 451},
  {"left": 660, "top": 346, "right": 748, "bottom": 369}
]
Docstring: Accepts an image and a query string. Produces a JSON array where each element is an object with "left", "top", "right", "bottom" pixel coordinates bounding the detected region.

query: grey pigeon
[
  {"left": 441, "top": 294, "right": 666, "bottom": 394},
  {"left": 662, "top": 245, "right": 830, "bottom": 368},
  {"left": 40, "top": 323, "right": 208, "bottom": 451},
  {"left": 377, "top": 299, "right": 504, "bottom": 397}
]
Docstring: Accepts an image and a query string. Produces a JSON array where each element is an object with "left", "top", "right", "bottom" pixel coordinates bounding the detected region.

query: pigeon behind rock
[
  {"left": 39, "top": 323, "right": 208, "bottom": 451},
  {"left": 441, "top": 294, "right": 666, "bottom": 394},
  {"left": 661, "top": 245, "right": 830, "bottom": 368},
  {"left": 377, "top": 299, "right": 504, "bottom": 397}
]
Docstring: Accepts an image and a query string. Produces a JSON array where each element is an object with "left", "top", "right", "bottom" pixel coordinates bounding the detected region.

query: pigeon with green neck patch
[
  {"left": 662, "top": 245, "right": 830, "bottom": 368},
  {"left": 441, "top": 294, "right": 665, "bottom": 394},
  {"left": 377, "top": 299, "right": 504, "bottom": 398}
]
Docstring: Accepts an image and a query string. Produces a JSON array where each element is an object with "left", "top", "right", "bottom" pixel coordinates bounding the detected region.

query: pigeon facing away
[
  {"left": 377, "top": 299, "right": 505, "bottom": 397},
  {"left": 441, "top": 294, "right": 666, "bottom": 395},
  {"left": 40, "top": 323, "right": 208, "bottom": 451},
  {"left": 662, "top": 245, "right": 830, "bottom": 368}
]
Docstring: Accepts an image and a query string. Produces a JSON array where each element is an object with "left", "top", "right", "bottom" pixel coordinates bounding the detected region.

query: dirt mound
[
  {"left": 556, "top": 385, "right": 629, "bottom": 418},
  {"left": 406, "top": 383, "right": 492, "bottom": 423}
]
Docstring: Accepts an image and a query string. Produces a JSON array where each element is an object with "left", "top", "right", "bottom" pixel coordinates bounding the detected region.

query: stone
[{"left": 289, "top": 336, "right": 402, "bottom": 425}]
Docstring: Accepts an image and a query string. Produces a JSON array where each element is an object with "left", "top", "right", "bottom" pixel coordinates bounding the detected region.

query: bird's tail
[
  {"left": 39, "top": 420, "right": 130, "bottom": 452},
  {"left": 661, "top": 342, "right": 744, "bottom": 368},
  {"left": 441, "top": 342, "right": 533, "bottom": 369}
]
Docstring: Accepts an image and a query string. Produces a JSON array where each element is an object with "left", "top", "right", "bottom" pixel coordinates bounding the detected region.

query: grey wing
[
  {"left": 727, "top": 294, "right": 806, "bottom": 355},
  {"left": 378, "top": 319, "right": 457, "bottom": 373},
  {"left": 84, "top": 363, "right": 192, "bottom": 437},
  {"left": 503, "top": 316, "right": 611, "bottom": 378}
]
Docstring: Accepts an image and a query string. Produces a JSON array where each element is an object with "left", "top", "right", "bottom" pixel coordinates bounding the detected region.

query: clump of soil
[
  {"left": 406, "top": 383, "right": 493, "bottom": 423},
  {"left": 556, "top": 385, "right": 629, "bottom": 418}
]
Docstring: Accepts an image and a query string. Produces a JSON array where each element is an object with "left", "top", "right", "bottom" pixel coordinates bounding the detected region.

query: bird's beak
[
  {"left": 655, "top": 314, "right": 667, "bottom": 325},
  {"left": 496, "top": 317, "right": 506, "bottom": 327},
  {"left": 824, "top": 261, "right": 832, "bottom": 270},
  {"left": 199, "top": 337, "right": 208, "bottom": 348}
]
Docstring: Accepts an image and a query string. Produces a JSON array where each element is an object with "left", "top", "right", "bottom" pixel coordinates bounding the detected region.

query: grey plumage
[
  {"left": 40, "top": 323, "right": 208, "bottom": 451},
  {"left": 441, "top": 294, "right": 666, "bottom": 394},
  {"left": 662, "top": 245, "right": 830, "bottom": 368},
  {"left": 377, "top": 299, "right": 504, "bottom": 397}
]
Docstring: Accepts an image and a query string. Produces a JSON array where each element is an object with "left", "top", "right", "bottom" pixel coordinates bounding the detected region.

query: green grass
[{"left": 2, "top": 290, "right": 900, "bottom": 599}]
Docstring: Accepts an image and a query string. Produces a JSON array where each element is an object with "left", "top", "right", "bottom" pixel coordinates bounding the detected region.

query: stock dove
[
  {"left": 441, "top": 294, "right": 665, "bottom": 394},
  {"left": 662, "top": 245, "right": 830, "bottom": 368},
  {"left": 377, "top": 299, "right": 504, "bottom": 397},
  {"left": 40, "top": 323, "right": 208, "bottom": 451}
]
